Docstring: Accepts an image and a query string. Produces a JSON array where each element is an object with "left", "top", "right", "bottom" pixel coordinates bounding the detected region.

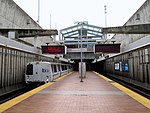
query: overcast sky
[{"left": 14, "top": 0, "right": 146, "bottom": 30}]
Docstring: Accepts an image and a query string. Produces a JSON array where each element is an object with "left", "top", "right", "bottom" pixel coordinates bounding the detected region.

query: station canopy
[{"left": 60, "top": 22, "right": 103, "bottom": 40}]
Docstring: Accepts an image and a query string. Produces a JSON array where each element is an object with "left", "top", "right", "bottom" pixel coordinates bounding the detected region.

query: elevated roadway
[{"left": 102, "top": 24, "right": 150, "bottom": 34}]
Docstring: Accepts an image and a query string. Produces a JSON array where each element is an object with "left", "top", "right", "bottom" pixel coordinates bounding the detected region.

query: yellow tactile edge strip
[
  {"left": 93, "top": 71, "right": 150, "bottom": 109},
  {"left": 0, "top": 72, "right": 74, "bottom": 113}
]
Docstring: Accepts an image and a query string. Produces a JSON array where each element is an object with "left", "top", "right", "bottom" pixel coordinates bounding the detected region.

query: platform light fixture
[
  {"left": 80, "top": 22, "right": 83, "bottom": 82},
  {"left": 104, "top": 5, "right": 107, "bottom": 39}
]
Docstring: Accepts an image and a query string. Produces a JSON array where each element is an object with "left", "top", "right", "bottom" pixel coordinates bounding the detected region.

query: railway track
[
  {"left": 0, "top": 84, "right": 42, "bottom": 104},
  {"left": 105, "top": 73, "right": 150, "bottom": 99}
]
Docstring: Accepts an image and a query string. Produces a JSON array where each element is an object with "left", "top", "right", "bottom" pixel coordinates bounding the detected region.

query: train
[{"left": 25, "top": 61, "right": 73, "bottom": 83}]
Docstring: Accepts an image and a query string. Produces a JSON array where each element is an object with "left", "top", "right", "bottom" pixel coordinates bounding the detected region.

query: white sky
[{"left": 14, "top": 0, "right": 146, "bottom": 30}]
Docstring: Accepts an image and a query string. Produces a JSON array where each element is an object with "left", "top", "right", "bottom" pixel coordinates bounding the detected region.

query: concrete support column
[
  {"left": 34, "top": 36, "right": 38, "bottom": 52},
  {"left": 53, "top": 35, "right": 56, "bottom": 42}
]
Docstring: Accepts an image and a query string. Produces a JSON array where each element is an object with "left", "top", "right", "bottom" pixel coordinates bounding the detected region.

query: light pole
[
  {"left": 80, "top": 23, "right": 83, "bottom": 82},
  {"left": 104, "top": 5, "right": 107, "bottom": 27},
  {"left": 38, "top": 0, "right": 40, "bottom": 25},
  {"left": 34, "top": 0, "right": 40, "bottom": 52},
  {"left": 104, "top": 5, "right": 107, "bottom": 39},
  {"left": 50, "top": 14, "right": 51, "bottom": 29}
]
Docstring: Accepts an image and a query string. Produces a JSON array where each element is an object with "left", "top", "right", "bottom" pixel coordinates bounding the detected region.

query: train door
[
  {"left": 33, "top": 63, "right": 42, "bottom": 82},
  {"left": 49, "top": 64, "right": 53, "bottom": 81},
  {"left": 58, "top": 65, "right": 61, "bottom": 76}
]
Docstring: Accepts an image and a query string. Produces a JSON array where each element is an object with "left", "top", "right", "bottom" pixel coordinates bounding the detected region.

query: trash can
[{"left": 79, "top": 62, "right": 86, "bottom": 78}]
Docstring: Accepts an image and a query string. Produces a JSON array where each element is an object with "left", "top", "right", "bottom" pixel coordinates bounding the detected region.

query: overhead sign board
[
  {"left": 95, "top": 44, "right": 120, "bottom": 53},
  {"left": 41, "top": 45, "right": 65, "bottom": 54}
]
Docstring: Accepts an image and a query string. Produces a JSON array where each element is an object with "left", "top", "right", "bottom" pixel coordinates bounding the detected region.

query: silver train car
[{"left": 25, "top": 61, "right": 73, "bottom": 83}]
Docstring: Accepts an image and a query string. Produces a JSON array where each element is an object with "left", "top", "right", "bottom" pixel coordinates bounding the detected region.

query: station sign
[
  {"left": 95, "top": 44, "right": 120, "bottom": 53},
  {"left": 41, "top": 45, "right": 65, "bottom": 54}
]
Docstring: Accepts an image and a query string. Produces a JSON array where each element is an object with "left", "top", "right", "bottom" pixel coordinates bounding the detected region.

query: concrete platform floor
[{"left": 2, "top": 72, "right": 150, "bottom": 113}]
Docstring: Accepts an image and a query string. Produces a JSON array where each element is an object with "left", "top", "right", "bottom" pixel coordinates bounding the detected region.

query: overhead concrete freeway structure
[
  {"left": 102, "top": 23, "right": 150, "bottom": 34},
  {"left": 0, "top": 28, "right": 58, "bottom": 38}
]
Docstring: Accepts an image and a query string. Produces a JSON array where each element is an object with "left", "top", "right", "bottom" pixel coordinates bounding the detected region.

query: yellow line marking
[
  {"left": 55, "top": 72, "right": 74, "bottom": 81},
  {"left": 112, "top": 82, "right": 150, "bottom": 109},
  {"left": 93, "top": 71, "right": 111, "bottom": 81},
  {"left": 93, "top": 71, "right": 150, "bottom": 109},
  {"left": 0, "top": 72, "right": 73, "bottom": 113},
  {"left": 0, "top": 82, "right": 53, "bottom": 113}
]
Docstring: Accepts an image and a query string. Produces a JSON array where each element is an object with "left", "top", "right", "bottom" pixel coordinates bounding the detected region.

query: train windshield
[{"left": 26, "top": 64, "right": 33, "bottom": 75}]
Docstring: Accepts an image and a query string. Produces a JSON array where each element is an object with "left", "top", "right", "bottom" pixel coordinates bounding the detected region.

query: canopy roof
[{"left": 60, "top": 23, "right": 103, "bottom": 40}]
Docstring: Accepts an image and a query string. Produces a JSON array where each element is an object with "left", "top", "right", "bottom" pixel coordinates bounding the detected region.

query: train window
[
  {"left": 51, "top": 65, "right": 54, "bottom": 72},
  {"left": 52, "top": 65, "right": 57, "bottom": 72},
  {"left": 26, "top": 64, "right": 33, "bottom": 75},
  {"left": 61, "top": 65, "right": 64, "bottom": 71},
  {"left": 58, "top": 65, "right": 61, "bottom": 71},
  {"left": 54, "top": 65, "right": 57, "bottom": 72},
  {"left": 62, "top": 65, "right": 65, "bottom": 71},
  {"left": 69, "top": 66, "right": 71, "bottom": 69},
  {"left": 64, "top": 65, "right": 66, "bottom": 70},
  {"left": 69, "top": 66, "right": 72, "bottom": 69},
  {"left": 64, "top": 65, "right": 67, "bottom": 70}
]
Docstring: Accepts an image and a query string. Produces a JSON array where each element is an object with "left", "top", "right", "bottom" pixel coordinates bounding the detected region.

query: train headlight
[
  {"left": 26, "top": 76, "right": 30, "bottom": 83},
  {"left": 46, "top": 76, "right": 49, "bottom": 83},
  {"left": 27, "top": 76, "right": 30, "bottom": 81}
]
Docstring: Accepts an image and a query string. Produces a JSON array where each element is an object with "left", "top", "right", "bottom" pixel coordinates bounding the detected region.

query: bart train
[{"left": 25, "top": 61, "right": 73, "bottom": 83}]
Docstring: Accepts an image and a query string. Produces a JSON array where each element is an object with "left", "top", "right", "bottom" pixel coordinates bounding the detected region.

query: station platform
[{"left": 0, "top": 71, "right": 150, "bottom": 113}]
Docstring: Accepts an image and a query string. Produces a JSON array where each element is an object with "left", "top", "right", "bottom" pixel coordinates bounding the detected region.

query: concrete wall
[
  {"left": 114, "top": 0, "right": 150, "bottom": 52},
  {"left": 0, "top": 0, "right": 41, "bottom": 29},
  {"left": 0, "top": 0, "right": 54, "bottom": 52},
  {"left": 0, "top": 35, "right": 41, "bottom": 53}
]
